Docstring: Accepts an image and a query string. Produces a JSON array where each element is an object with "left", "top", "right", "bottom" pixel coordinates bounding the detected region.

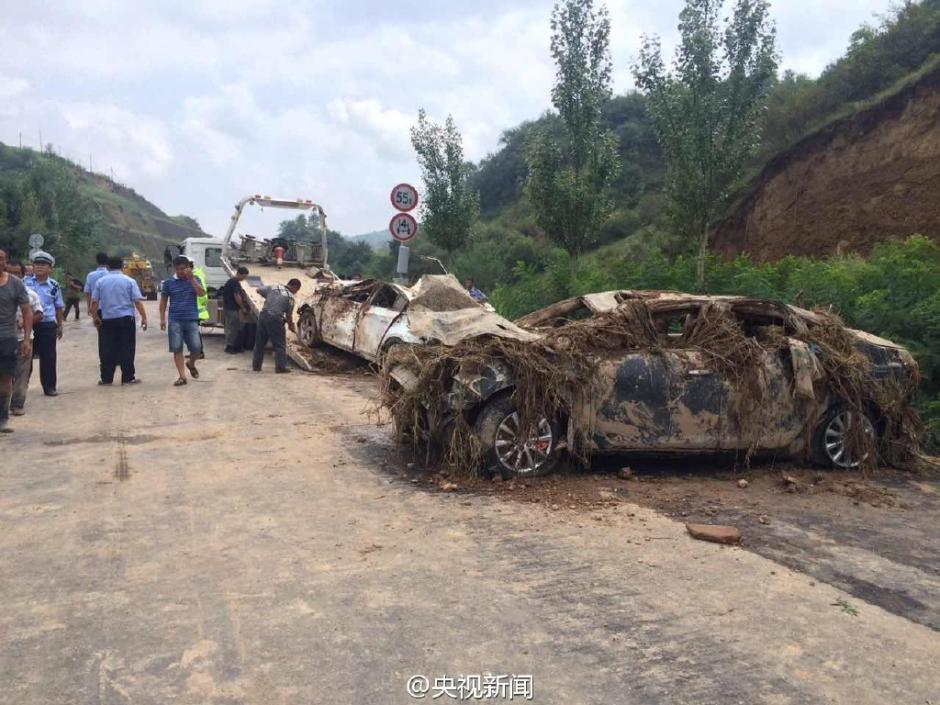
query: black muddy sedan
[{"left": 421, "top": 291, "right": 919, "bottom": 478}]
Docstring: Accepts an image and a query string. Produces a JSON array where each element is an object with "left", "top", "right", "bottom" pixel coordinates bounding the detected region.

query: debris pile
[{"left": 382, "top": 297, "right": 925, "bottom": 476}]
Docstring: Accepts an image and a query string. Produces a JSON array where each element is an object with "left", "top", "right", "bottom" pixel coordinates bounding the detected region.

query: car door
[
  {"left": 662, "top": 349, "right": 726, "bottom": 449},
  {"left": 353, "top": 285, "right": 407, "bottom": 361},
  {"left": 591, "top": 352, "right": 677, "bottom": 451},
  {"left": 716, "top": 306, "right": 811, "bottom": 452},
  {"left": 317, "top": 285, "right": 371, "bottom": 351},
  {"left": 590, "top": 304, "right": 726, "bottom": 451}
]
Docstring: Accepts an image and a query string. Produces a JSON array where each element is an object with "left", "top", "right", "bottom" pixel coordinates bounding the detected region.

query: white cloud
[
  {"left": 61, "top": 103, "right": 174, "bottom": 178},
  {"left": 0, "top": 0, "right": 900, "bottom": 235}
]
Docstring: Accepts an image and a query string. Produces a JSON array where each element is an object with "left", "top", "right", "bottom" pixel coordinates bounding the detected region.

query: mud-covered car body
[
  {"left": 448, "top": 290, "right": 918, "bottom": 474},
  {"left": 296, "top": 275, "right": 534, "bottom": 363}
]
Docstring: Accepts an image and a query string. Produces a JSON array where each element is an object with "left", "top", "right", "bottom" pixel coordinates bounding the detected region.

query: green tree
[
  {"left": 410, "top": 110, "right": 479, "bottom": 263},
  {"left": 526, "top": 0, "right": 620, "bottom": 277},
  {"left": 633, "top": 0, "right": 777, "bottom": 285}
]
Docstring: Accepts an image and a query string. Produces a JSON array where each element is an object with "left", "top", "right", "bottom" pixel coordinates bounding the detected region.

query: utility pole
[
  {"left": 38, "top": 128, "right": 43, "bottom": 152},
  {"left": 18, "top": 131, "right": 22, "bottom": 149},
  {"left": 89, "top": 154, "right": 93, "bottom": 172}
]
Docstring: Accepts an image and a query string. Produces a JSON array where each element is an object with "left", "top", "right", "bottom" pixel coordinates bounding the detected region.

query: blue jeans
[{"left": 167, "top": 319, "right": 202, "bottom": 354}]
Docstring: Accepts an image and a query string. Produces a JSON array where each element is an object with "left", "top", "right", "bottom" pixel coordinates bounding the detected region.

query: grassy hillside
[
  {"left": 349, "top": 228, "right": 394, "bottom": 252},
  {"left": 0, "top": 142, "right": 205, "bottom": 272},
  {"left": 466, "top": 0, "right": 940, "bottom": 270}
]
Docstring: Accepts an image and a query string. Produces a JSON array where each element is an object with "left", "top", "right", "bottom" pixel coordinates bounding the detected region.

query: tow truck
[
  {"left": 163, "top": 194, "right": 338, "bottom": 370},
  {"left": 219, "top": 195, "right": 338, "bottom": 371}
]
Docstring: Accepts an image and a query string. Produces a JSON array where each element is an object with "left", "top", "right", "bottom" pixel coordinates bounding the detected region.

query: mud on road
[
  {"left": 3, "top": 304, "right": 938, "bottom": 705},
  {"left": 355, "top": 412, "right": 940, "bottom": 633}
]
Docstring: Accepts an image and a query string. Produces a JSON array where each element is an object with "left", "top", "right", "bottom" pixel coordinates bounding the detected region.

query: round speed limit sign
[
  {"left": 390, "top": 183, "right": 418, "bottom": 212},
  {"left": 389, "top": 213, "right": 418, "bottom": 242}
]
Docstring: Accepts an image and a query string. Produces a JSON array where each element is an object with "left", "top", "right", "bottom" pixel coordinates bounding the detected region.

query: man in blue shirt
[
  {"left": 24, "top": 250, "right": 65, "bottom": 396},
  {"left": 90, "top": 256, "right": 148, "bottom": 385},
  {"left": 84, "top": 252, "right": 110, "bottom": 312},
  {"left": 465, "top": 277, "right": 488, "bottom": 303},
  {"left": 159, "top": 255, "right": 205, "bottom": 386}
]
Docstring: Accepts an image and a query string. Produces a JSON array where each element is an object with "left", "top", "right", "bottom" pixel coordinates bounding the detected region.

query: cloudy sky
[{"left": 0, "top": 0, "right": 892, "bottom": 237}]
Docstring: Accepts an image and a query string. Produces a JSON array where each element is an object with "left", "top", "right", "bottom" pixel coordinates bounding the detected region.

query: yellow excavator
[{"left": 122, "top": 253, "right": 158, "bottom": 300}]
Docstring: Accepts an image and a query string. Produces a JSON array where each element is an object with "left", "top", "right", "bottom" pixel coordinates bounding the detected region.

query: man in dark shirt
[
  {"left": 0, "top": 248, "right": 33, "bottom": 432},
  {"left": 159, "top": 255, "right": 205, "bottom": 386},
  {"left": 63, "top": 273, "right": 83, "bottom": 320},
  {"left": 252, "top": 279, "right": 300, "bottom": 373},
  {"left": 220, "top": 266, "right": 249, "bottom": 354}
]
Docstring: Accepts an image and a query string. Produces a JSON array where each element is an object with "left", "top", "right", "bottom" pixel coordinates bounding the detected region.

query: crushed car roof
[
  {"left": 514, "top": 289, "right": 905, "bottom": 349},
  {"left": 404, "top": 275, "right": 539, "bottom": 345}
]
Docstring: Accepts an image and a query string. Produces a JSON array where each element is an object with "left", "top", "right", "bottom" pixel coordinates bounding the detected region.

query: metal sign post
[{"left": 395, "top": 245, "right": 411, "bottom": 284}]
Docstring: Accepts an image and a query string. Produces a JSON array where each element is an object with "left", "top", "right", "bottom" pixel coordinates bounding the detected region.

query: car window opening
[
  {"left": 652, "top": 307, "right": 700, "bottom": 343},
  {"left": 370, "top": 285, "right": 407, "bottom": 311}
]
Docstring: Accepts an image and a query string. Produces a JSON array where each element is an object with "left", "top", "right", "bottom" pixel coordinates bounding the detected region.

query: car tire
[
  {"left": 298, "top": 308, "right": 321, "bottom": 347},
  {"left": 475, "top": 395, "right": 559, "bottom": 479},
  {"left": 378, "top": 339, "right": 407, "bottom": 371},
  {"left": 811, "top": 405, "right": 876, "bottom": 469}
]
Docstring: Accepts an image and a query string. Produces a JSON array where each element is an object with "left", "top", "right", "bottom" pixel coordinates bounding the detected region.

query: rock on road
[{"left": 1, "top": 303, "right": 937, "bottom": 704}]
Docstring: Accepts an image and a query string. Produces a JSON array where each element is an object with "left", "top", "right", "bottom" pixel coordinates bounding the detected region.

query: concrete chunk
[{"left": 686, "top": 523, "right": 741, "bottom": 545}]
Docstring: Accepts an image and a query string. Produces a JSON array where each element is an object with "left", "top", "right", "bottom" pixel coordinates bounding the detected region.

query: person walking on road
[
  {"left": 252, "top": 279, "right": 300, "bottom": 374},
  {"left": 90, "top": 256, "right": 148, "bottom": 386},
  {"left": 191, "top": 260, "right": 209, "bottom": 359},
  {"left": 63, "top": 273, "right": 83, "bottom": 321},
  {"left": 220, "top": 266, "right": 249, "bottom": 354},
  {"left": 84, "top": 253, "right": 110, "bottom": 311},
  {"left": 159, "top": 255, "right": 205, "bottom": 386},
  {"left": 24, "top": 250, "right": 64, "bottom": 397},
  {"left": 0, "top": 248, "right": 33, "bottom": 433},
  {"left": 10, "top": 286, "right": 43, "bottom": 416}
]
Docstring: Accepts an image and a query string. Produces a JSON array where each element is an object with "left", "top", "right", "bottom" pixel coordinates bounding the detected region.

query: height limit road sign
[
  {"left": 389, "top": 212, "right": 418, "bottom": 243},
  {"left": 390, "top": 183, "right": 418, "bottom": 212}
]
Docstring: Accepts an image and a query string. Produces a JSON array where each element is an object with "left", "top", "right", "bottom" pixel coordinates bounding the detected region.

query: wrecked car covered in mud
[
  {"left": 296, "top": 274, "right": 535, "bottom": 364},
  {"left": 383, "top": 290, "right": 920, "bottom": 478}
]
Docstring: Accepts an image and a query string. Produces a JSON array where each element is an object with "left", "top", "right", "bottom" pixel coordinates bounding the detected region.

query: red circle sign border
[
  {"left": 390, "top": 183, "right": 419, "bottom": 212},
  {"left": 389, "top": 213, "right": 418, "bottom": 242}
]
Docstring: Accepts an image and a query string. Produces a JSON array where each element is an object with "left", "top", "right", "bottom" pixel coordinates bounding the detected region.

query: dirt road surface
[{"left": 2, "top": 303, "right": 938, "bottom": 704}]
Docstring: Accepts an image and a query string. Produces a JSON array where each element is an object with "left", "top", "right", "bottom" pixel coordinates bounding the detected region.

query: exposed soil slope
[{"left": 713, "top": 61, "right": 940, "bottom": 260}]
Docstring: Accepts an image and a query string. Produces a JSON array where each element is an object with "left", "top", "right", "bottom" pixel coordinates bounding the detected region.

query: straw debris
[{"left": 381, "top": 297, "right": 925, "bottom": 476}]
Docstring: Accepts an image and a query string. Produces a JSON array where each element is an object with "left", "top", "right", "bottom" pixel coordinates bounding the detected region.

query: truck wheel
[
  {"left": 475, "top": 395, "right": 558, "bottom": 479},
  {"left": 811, "top": 405, "right": 876, "bottom": 469},
  {"left": 298, "top": 309, "right": 321, "bottom": 347}
]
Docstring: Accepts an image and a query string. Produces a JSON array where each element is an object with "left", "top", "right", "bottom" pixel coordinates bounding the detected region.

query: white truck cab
[{"left": 166, "top": 237, "right": 229, "bottom": 292}]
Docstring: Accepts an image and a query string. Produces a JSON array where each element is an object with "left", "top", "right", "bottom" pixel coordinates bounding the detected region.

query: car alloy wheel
[
  {"left": 823, "top": 409, "right": 874, "bottom": 469},
  {"left": 298, "top": 311, "right": 318, "bottom": 347},
  {"left": 494, "top": 411, "right": 554, "bottom": 476}
]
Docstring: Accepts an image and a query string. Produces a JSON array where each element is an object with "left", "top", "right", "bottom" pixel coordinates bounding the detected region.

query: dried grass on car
[{"left": 381, "top": 299, "right": 926, "bottom": 476}]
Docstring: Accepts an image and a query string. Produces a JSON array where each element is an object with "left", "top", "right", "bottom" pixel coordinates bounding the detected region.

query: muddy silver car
[
  {"left": 445, "top": 291, "right": 919, "bottom": 477},
  {"left": 296, "top": 274, "right": 535, "bottom": 364}
]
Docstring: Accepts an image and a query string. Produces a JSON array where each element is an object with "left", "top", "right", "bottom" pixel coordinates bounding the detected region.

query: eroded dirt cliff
[{"left": 713, "top": 64, "right": 940, "bottom": 260}]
